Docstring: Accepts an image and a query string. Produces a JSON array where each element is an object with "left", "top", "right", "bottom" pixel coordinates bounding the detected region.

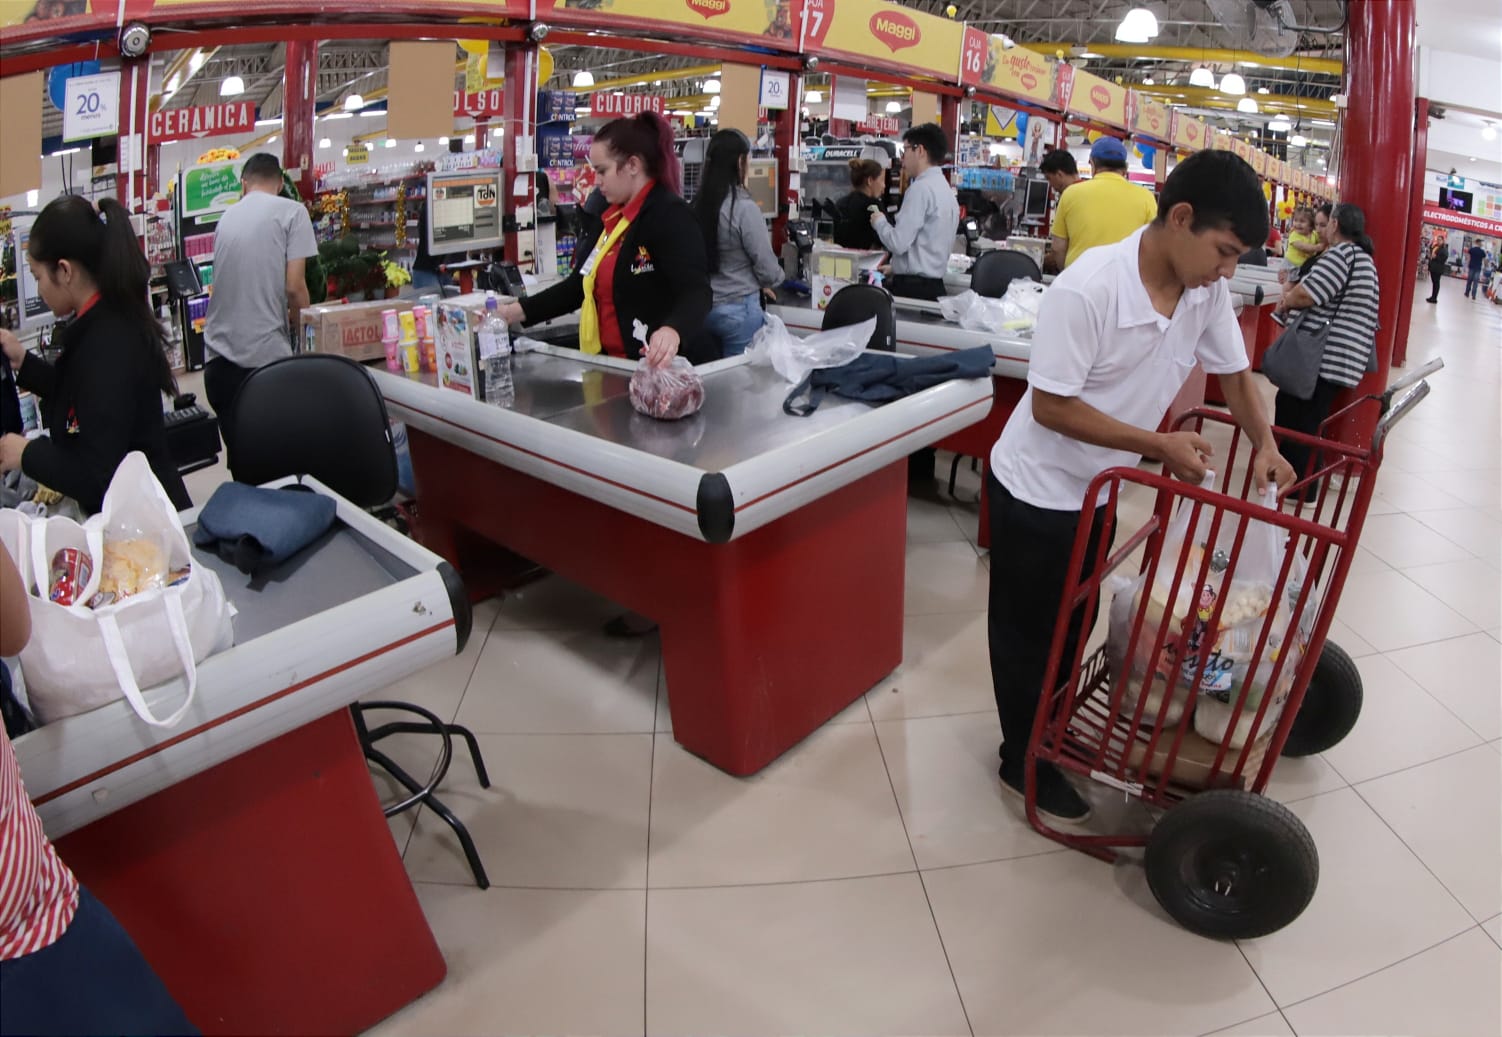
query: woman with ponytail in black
[{"left": 0, "top": 195, "right": 190, "bottom": 514}]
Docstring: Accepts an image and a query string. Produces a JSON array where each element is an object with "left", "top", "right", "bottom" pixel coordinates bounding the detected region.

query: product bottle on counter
[{"left": 477, "top": 291, "right": 513, "bottom": 406}]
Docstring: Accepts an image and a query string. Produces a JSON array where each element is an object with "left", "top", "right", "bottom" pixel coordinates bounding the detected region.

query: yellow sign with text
[
  {"left": 1065, "top": 68, "right": 1127, "bottom": 129},
  {"left": 1129, "top": 91, "right": 1170, "bottom": 141},
  {"left": 1250, "top": 149, "right": 1268, "bottom": 175},
  {"left": 803, "top": 0, "right": 964, "bottom": 80},
  {"left": 346, "top": 143, "right": 370, "bottom": 165},
  {"left": 981, "top": 44, "right": 1065, "bottom": 108},
  {"left": 1170, "top": 111, "right": 1207, "bottom": 152},
  {"left": 544, "top": 0, "right": 796, "bottom": 43}
]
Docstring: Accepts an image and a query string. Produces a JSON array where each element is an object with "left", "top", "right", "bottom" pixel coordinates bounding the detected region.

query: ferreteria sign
[{"left": 149, "top": 101, "right": 255, "bottom": 144}]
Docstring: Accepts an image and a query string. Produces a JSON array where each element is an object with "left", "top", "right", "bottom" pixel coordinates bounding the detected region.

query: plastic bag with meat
[{"left": 629, "top": 356, "right": 706, "bottom": 420}]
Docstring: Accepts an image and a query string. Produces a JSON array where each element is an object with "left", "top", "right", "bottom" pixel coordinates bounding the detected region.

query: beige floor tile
[
  {"left": 1356, "top": 512, "right": 1476, "bottom": 569},
  {"left": 455, "top": 625, "right": 659, "bottom": 734},
  {"left": 1369, "top": 470, "right": 1472, "bottom": 513},
  {"left": 1203, "top": 1012, "right": 1295, "bottom": 1036},
  {"left": 490, "top": 574, "right": 626, "bottom": 632},
  {"left": 653, "top": 664, "right": 868, "bottom": 733},
  {"left": 1323, "top": 617, "right": 1378, "bottom": 659},
  {"left": 866, "top": 611, "right": 997, "bottom": 721},
  {"left": 1281, "top": 928, "right": 1502, "bottom": 1037},
  {"left": 904, "top": 540, "right": 990, "bottom": 615},
  {"left": 874, "top": 711, "right": 1151, "bottom": 870},
  {"left": 1415, "top": 468, "right": 1502, "bottom": 510},
  {"left": 1357, "top": 745, "right": 1501, "bottom": 922},
  {"left": 646, "top": 874, "right": 969, "bottom": 1037},
  {"left": 364, "top": 885, "right": 644, "bottom": 1037},
  {"left": 647, "top": 725, "right": 913, "bottom": 887},
  {"left": 1486, "top": 915, "right": 1501, "bottom": 949},
  {"left": 1320, "top": 655, "right": 1483, "bottom": 785},
  {"left": 1400, "top": 559, "right": 1502, "bottom": 630},
  {"left": 1335, "top": 567, "right": 1478, "bottom": 652},
  {"left": 925, "top": 854, "right": 1276, "bottom": 1036},
  {"left": 403, "top": 732, "right": 652, "bottom": 889},
  {"left": 907, "top": 493, "right": 969, "bottom": 543},
  {"left": 1238, "top": 789, "right": 1475, "bottom": 1007},
  {"left": 1263, "top": 753, "right": 1348, "bottom": 804},
  {"left": 1387, "top": 632, "right": 1502, "bottom": 740},
  {"left": 1411, "top": 506, "right": 1502, "bottom": 568}
]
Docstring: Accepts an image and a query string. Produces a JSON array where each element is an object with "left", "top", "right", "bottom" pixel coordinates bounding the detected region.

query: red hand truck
[{"left": 1024, "top": 358, "right": 1443, "bottom": 940}]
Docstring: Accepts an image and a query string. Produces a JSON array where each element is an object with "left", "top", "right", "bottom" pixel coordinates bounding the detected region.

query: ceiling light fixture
[
  {"left": 414, "top": 142, "right": 425, "bottom": 152},
  {"left": 220, "top": 75, "right": 244, "bottom": 97},
  {"left": 438, "top": 136, "right": 449, "bottom": 145},
  {"left": 1114, "top": 7, "right": 1159, "bottom": 43},
  {"left": 885, "top": 100, "right": 902, "bottom": 113},
  {"left": 804, "top": 89, "right": 823, "bottom": 103},
  {"left": 1237, "top": 97, "right": 1260, "bottom": 114},
  {"left": 705, "top": 78, "right": 721, "bottom": 94},
  {"left": 1289, "top": 133, "right": 1308, "bottom": 147},
  {"left": 1219, "top": 72, "right": 1247, "bottom": 95},
  {"left": 1189, "top": 66, "right": 1215, "bottom": 88},
  {"left": 1142, "top": 75, "right": 1154, "bottom": 85},
  {"left": 317, "top": 137, "right": 331, "bottom": 149},
  {"left": 1257, "top": 86, "right": 1270, "bottom": 95},
  {"left": 344, "top": 93, "right": 364, "bottom": 112},
  {"left": 384, "top": 139, "right": 397, "bottom": 148},
  {"left": 1483, "top": 123, "right": 1498, "bottom": 142},
  {"left": 1268, "top": 114, "right": 1292, "bottom": 132},
  {"left": 572, "top": 70, "right": 594, "bottom": 88}
]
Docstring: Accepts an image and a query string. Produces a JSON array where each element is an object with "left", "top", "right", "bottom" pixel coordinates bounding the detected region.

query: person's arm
[
  {"left": 1281, "top": 281, "right": 1317, "bottom": 311},
  {"left": 7, "top": 339, "right": 58, "bottom": 401},
  {"left": 643, "top": 205, "right": 713, "bottom": 366},
  {"left": 285, "top": 257, "right": 310, "bottom": 333},
  {"left": 0, "top": 542, "right": 30, "bottom": 657},
  {"left": 1033, "top": 391, "right": 1215, "bottom": 483},
  {"left": 1218, "top": 370, "right": 1295, "bottom": 493},
  {"left": 1051, "top": 188, "right": 1074, "bottom": 268},
  {"left": 738, "top": 199, "right": 785, "bottom": 289},
  {"left": 504, "top": 269, "right": 585, "bottom": 327},
  {"left": 871, "top": 179, "right": 927, "bottom": 256}
]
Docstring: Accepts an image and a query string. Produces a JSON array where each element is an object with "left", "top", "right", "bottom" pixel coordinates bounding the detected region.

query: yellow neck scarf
[{"left": 578, "top": 211, "right": 634, "bottom": 355}]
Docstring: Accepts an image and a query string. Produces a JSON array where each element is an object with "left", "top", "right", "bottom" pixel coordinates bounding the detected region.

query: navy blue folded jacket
[
  {"left": 192, "top": 483, "right": 338, "bottom": 575},
  {"left": 783, "top": 345, "right": 995, "bottom": 416}
]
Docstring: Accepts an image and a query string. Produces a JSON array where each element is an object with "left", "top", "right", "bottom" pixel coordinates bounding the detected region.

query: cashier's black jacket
[
  {"left": 16, "top": 303, "right": 191, "bottom": 515},
  {"left": 832, "top": 190, "right": 885, "bottom": 251},
  {"left": 518, "top": 182, "right": 712, "bottom": 361}
]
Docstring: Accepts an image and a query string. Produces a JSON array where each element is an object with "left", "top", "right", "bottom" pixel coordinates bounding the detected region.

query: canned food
[{"left": 49, "top": 547, "right": 92, "bottom": 606}]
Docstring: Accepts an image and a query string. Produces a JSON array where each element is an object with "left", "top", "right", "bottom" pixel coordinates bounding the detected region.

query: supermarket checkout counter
[
  {"left": 373, "top": 346, "right": 992, "bottom": 776},
  {"left": 15, "top": 480, "right": 468, "bottom": 1036},
  {"left": 1215, "top": 269, "right": 1284, "bottom": 405}
]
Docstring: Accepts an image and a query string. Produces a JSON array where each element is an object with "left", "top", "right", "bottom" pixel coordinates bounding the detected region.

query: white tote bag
[{"left": 0, "top": 453, "right": 234, "bottom": 728}]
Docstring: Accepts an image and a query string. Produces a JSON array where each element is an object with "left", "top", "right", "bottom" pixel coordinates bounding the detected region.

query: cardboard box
[
  {"left": 300, "top": 298, "right": 415, "bottom": 362},
  {"left": 810, "top": 244, "right": 885, "bottom": 311}
]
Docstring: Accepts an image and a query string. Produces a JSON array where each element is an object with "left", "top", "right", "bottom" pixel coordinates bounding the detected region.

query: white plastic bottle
[{"left": 476, "top": 291, "right": 513, "bottom": 406}]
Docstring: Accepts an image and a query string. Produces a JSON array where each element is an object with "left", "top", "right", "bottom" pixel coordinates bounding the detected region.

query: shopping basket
[{"left": 1023, "top": 358, "right": 1443, "bottom": 940}]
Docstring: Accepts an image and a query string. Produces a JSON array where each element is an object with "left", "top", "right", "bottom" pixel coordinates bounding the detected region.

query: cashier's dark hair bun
[
  {"left": 1330, "top": 203, "right": 1375, "bottom": 256},
  {"left": 27, "top": 194, "right": 178, "bottom": 399},
  {"left": 595, "top": 111, "right": 682, "bottom": 196},
  {"left": 848, "top": 158, "right": 883, "bottom": 187}
]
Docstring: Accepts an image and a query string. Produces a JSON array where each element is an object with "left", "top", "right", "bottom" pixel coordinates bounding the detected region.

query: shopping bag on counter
[
  {"left": 745, "top": 313, "right": 875, "bottom": 384},
  {"left": 0, "top": 453, "right": 234, "bottom": 728},
  {"left": 629, "top": 356, "right": 706, "bottom": 420},
  {"left": 1106, "top": 476, "right": 1313, "bottom": 748}
]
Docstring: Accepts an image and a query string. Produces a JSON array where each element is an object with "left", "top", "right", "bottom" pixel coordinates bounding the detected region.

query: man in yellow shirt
[{"left": 1050, "top": 137, "right": 1159, "bottom": 268}]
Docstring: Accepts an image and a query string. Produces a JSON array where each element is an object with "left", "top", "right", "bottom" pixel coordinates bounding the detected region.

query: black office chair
[
  {"left": 970, "top": 249, "right": 1043, "bottom": 299},
  {"left": 230, "top": 353, "right": 491, "bottom": 888},
  {"left": 822, "top": 283, "right": 896, "bottom": 352}
]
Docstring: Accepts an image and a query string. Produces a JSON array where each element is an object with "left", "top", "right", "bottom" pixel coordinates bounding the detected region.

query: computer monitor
[
  {"left": 1022, "top": 178, "right": 1051, "bottom": 223},
  {"left": 745, "top": 158, "right": 779, "bottom": 217},
  {"left": 1438, "top": 187, "right": 1473, "bottom": 214},
  {"left": 426, "top": 169, "right": 504, "bottom": 256}
]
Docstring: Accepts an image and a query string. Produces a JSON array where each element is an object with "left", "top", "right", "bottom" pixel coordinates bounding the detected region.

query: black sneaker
[{"left": 999, "top": 758, "right": 1092, "bottom": 825}]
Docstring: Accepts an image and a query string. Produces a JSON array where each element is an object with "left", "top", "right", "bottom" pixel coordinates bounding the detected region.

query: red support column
[
  {"left": 502, "top": 42, "right": 538, "bottom": 267},
  {"left": 771, "top": 70, "right": 801, "bottom": 254},
  {"left": 283, "top": 39, "right": 319, "bottom": 201},
  {"left": 940, "top": 93, "right": 960, "bottom": 186},
  {"left": 1391, "top": 97, "right": 1429, "bottom": 370},
  {"left": 1330, "top": 0, "right": 1417, "bottom": 446},
  {"left": 116, "top": 58, "right": 150, "bottom": 209}
]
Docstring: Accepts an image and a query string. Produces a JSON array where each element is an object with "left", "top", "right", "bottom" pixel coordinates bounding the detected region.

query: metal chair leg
[{"left": 416, "top": 790, "right": 490, "bottom": 889}]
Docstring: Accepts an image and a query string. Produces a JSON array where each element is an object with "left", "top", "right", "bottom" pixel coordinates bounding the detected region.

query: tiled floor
[{"left": 352, "top": 281, "right": 1500, "bottom": 1037}]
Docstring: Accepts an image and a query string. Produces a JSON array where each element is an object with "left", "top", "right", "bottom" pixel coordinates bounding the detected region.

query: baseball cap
[{"left": 1089, "top": 137, "right": 1129, "bottom": 163}]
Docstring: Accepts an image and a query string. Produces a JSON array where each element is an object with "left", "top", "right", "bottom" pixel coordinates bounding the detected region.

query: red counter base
[
  {"left": 408, "top": 430, "right": 906, "bottom": 776},
  {"left": 935, "top": 375, "right": 1027, "bottom": 551},
  {"left": 56, "top": 711, "right": 445, "bottom": 1037}
]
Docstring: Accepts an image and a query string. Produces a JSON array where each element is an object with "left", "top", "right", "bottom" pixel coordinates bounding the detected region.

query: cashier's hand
[
  {"left": 1156, "top": 430, "right": 1214, "bottom": 484},
  {"left": 0, "top": 433, "right": 26, "bottom": 474},
  {"left": 644, "top": 326, "right": 680, "bottom": 368},
  {"left": 0, "top": 329, "right": 23, "bottom": 371},
  {"left": 497, "top": 301, "right": 526, "bottom": 325},
  {"left": 1253, "top": 445, "right": 1297, "bottom": 497}
]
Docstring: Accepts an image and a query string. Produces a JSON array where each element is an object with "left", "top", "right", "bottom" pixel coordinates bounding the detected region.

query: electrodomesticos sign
[
  {"left": 590, "top": 93, "right": 664, "bottom": 117},
  {"left": 148, "top": 100, "right": 255, "bottom": 144}
]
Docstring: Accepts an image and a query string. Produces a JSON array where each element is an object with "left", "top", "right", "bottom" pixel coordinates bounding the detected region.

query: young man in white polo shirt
[{"left": 988, "top": 150, "right": 1296, "bottom": 823}]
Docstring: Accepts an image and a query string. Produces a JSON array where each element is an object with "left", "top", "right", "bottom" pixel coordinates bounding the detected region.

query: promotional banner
[
  {"left": 148, "top": 100, "right": 255, "bottom": 144},
  {"left": 1127, "top": 91, "right": 1170, "bottom": 142},
  {"left": 958, "top": 26, "right": 987, "bottom": 88},
  {"left": 543, "top": 0, "right": 799, "bottom": 47},
  {"left": 590, "top": 93, "right": 664, "bottom": 117},
  {"left": 1064, "top": 68, "right": 1127, "bottom": 129},
  {"left": 980, "top": 42, "right": 1068, "bottom": 109},
  {"left": 802, "top": 0, "right": 965, "bottom": 81},
  {"left": 1211, "top": 129, "right": 1232, "bottom": 151},
  {"left": 1250, "top": 149, "right": 1268, "bottom": 176},
  {"left": 1419, "top": 204, "right": 1502, "bottom": 236},
  {"left": 180, "top": 160, "right": 242, "bottom": 219},
  {"left": 1170, "top": 110, "right": 1207, "bottom": 152},
  {"left": 1231, "top": 138, "right": 1252, "bottom": 162}
]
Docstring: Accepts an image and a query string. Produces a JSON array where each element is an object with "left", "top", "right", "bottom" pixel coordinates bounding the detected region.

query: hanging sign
[
  {"left": 1420, "top": 204, "right": 1502, "bottom": 236},
  {"left": 856, "top": 115, "right": 900, "bottom": 134},
  {"left": 62, "top": 70, "right": 120, "bottom": 143},
  {"left": 181, "top": 160, "right": 242, "bottom": 218},
  {"left": 346, "top": 143, "right": 370, "bottom": 165},
  {"left": 1250, "top": 149, "right": 1268, "bottom": 175},
  {"left": 759, "top": 69, "right": 791, "bottom": 110},
  {"left": 803, "top": 0, "right": 965, "bottom": 81},
  {"left": 589, "top": 93, "right": 664, "bottom": 117},
  {"left": 148, "top": 100, "right": 255, "bottom": 144},
  {"left": 539, "top": 0, "right": 798, "bottom": 46},
  {"left": 455, "top": 89, "right": 507, "bottom": 117},
  {"left": 1064, "top": 68, "right": 1127, "bottom": 130},
  {"left": 1170, "top": 110, "right": 1206, "bottom": 152},
  {"left": 958, "top": 26, "right": 987, "bottom": 87},
  {"left": 1128, "top": 91, "right": 1170, "bottom": 142},
  {"left": 981, "top": 43, "right": 1068, "bottom": 109}
]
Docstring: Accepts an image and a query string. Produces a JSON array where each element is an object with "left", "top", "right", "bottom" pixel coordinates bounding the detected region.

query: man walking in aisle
[
  {"left": 986, "top": 150, "right": 1295, "bottom": 823},
  {"left": 1464, "top": 241, "right": 1486, "bottom": 299},
  {"left": 203, "top": 153, "right": 319, "bottom": 460}
]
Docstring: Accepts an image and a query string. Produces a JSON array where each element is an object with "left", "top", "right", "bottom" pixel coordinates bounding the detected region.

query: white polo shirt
[{"left": 991, "top": 226, "right": 1249, "bottom": 511}]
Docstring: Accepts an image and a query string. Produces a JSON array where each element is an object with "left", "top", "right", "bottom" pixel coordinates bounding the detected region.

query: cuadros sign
[{"left": 590, "top": 93, "right": 665, "bottom": 117}]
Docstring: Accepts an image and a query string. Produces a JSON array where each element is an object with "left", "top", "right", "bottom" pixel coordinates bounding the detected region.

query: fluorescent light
[
  {"left": 324, "top": 112, "right": 353, "bottom": 121},
  {"left": 885, "top": 100, "right": 902, "bottom": 113},
  {"left": 318, "top": 137, "right": 331, "bottom": 148},
  {"left": 1237, "top": 97, "right": 1260, "bottom": 113},
  {"left": 26, "top": 189, "right": 38, "bottom": 206},
  {"left": 255, "top": 117, "right": 281, "bottom": 127},
  {"left": 1483, "top": 123, "right": 1498, "bottom": 141},
  {"left": 804, "top": 89, "right": 823, "bottom": 103},
  {"left": 1114, "top": 7, "right": 1158, "bottom": 43},
  {"left": 1311, "top": 118, "right": 1337, "bottom": 127},
  {"left": 1220, "top": 72, "right": 1247, "bottom": 95},
  {"left": 492, "top": 127, "right": 504, "bottom": 136},
  {"left": 572, "top": 70, "right": 594, "bottom": 88},
  {"left": 705, "top": 78, "right": 721, "bottom": 94},
  {"left": 344, "top": 93, "right": 364, "bottom": 112},
  {"left": 220, "top": 75, "right": 244, "bottom": 97},
  {"left": 267, "top": 135, "right": 278, "bottom": 144},
  {"left": 49, "top": 146, "right": 81, "bottom": 156},
  {"left": 439, "top": 136, "right": 449, "bottom": 145},
  {"left": 359, "top": 109, "right": 383, "bottom": 117},
  {"left": 1257, "top": 86, "right": 1270, "bottom": 95},
  {"left": 463, "top": 134, "right": 475, "bottom": 144},
  {"left": 384, "top": 139, "right": 397, "bottom": 148},
  {"left": 1189, "top": 66, "right": 1215, "bottom": 88}
]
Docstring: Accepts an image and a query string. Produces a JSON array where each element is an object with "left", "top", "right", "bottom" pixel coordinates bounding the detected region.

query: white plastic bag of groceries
[
  {"left": 0, "top": 453, "right": 234, "bottom": 728},
  {"left": 745, "top": 313, "right": 874, "bottom": 384}
]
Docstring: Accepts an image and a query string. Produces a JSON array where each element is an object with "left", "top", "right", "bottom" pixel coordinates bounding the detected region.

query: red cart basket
[{"left": 1023, "top": 358, "right": 1442, "bottom": 940}]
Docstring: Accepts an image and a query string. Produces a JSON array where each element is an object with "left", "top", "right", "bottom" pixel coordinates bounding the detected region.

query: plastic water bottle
[{"left": 476, "top": 291, "right": 513, "bottom": 406}]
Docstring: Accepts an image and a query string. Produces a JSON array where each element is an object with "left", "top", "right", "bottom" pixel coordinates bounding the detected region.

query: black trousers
[
  {"left": 987, "top": 473, "right": 1113, "bottom": 760},
  {"left": 1274, "top": 378, "right": 1344, "bottom": 483},
  {"left": 203, "top": 357, "right": 254, "bottom": 464},
  {"left": 888, "top": 274, "right": 947, "bottom": 301},
  {"left": 1428, "top": 268, "right": 1443, "bottom": 300}
]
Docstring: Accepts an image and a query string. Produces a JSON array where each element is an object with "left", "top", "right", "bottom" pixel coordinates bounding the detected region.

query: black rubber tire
[
  {"left": 1281, "top": 640, "right": 1363, "bottom": 758},
  {"left": 1146, "top": 789, "right": 1319, "bottom": 940}
]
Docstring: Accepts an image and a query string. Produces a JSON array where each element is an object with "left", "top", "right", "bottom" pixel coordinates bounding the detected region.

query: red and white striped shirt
[{"left": 0, "top": 725, "right": 78, "bottom": 959}]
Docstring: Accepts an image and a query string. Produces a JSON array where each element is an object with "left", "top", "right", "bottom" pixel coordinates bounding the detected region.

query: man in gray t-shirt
[{"left": 203, "top": 153, "right": 318, "bottom": 457}]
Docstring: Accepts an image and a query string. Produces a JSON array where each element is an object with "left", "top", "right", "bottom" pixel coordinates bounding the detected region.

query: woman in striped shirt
[
  {"left": 0, "top": 545, "right": 195, "bottom": 1036},
  {"left": 1271, "top": 203, "right": 1381, "bottom": 483}
]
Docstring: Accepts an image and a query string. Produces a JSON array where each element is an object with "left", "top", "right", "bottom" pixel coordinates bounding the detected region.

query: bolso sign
[{"left": 590, "top": 93, "right": 665, "bottom": 117}]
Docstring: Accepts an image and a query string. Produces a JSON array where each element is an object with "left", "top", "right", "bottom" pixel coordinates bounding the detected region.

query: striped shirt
[
  {"left": 0, "top": 725, "right": 79, "bottom": 959},
  {"left": 1297, "top": 242, "right": 1379, "bottom": 387}
]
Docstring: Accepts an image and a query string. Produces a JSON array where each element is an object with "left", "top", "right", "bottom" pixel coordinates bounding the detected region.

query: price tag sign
[
  {"left": 62, "top": 71, "right": 120, "bottom": 142},
  {"left": 758, "top": 69, "right": 791, "bottom": 111}
]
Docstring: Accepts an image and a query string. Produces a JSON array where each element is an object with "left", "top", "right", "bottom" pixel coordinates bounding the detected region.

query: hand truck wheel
[
  {"left": 1145, "top": 789, "right": 1318, "bottom": 940},
  {"left": 1281, "top": 640, "right": 1363, "bottom": 757}
]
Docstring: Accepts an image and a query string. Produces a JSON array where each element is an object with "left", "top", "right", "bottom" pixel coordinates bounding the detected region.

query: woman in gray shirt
[{"left": 690, "top": 130, "right": 785, "bottom": 356}]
